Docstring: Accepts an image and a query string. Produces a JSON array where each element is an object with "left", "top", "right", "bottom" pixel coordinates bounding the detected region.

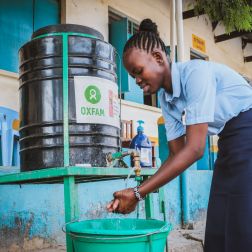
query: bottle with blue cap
[{"left": 130, "top": 120, "right": 152, "bottom": 167}]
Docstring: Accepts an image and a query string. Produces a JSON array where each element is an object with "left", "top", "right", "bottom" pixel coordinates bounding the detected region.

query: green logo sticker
[{"left": 84, "top": 85, "right": 101, "bottom": 104}]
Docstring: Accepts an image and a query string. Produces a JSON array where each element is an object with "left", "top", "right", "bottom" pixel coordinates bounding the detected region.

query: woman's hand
[{"left": 106, "top": 188, "right": 139, "bottom": 214}]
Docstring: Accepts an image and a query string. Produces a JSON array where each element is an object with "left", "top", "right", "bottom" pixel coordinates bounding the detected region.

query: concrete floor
[
  {"left": 168, "top": 221, "right": 205, "bottom": 252},
  {"left": 2, "top": 221, "right": 205, "bottom": 252}
]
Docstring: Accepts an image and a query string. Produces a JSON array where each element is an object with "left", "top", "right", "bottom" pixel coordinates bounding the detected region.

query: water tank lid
[{"left": 32, "top": 24, "right": 104, "bottom": 40}]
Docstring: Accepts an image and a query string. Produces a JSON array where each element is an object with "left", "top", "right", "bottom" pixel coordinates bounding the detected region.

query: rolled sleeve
[
  {"left": 184, "top": 65, "right": 216, "bottom": 125},
  {"left": 164, "top": 115, "right": 186, "bottom": 141},
  {"left": 159, "top": 88, "right": 186, "bottom": 141}
]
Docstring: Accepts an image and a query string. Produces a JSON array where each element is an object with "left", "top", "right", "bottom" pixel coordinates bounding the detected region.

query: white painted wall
[
  {"left": 243, "top": 42, "right": 252, "bottom": 76},
  {"left": 64, "top": 0, "right": 109, "bottom": 40},
  {"left": 183, "top": 14, "right": 252, "bottom": 78},
  {"left": 108, "top": 0, "right": 170, "bottom": 45},
  {"left": 65, "top": 0, "right": 171, "bottom": 44},
  {"left": 0, "top": 70, "right": 19, "bottom": 110},
  {"left": 65, "top": 0, "right": 251, "bottom": 80},
  {"left": 121, "top": 99, "right": 162, "bottom": 142}
]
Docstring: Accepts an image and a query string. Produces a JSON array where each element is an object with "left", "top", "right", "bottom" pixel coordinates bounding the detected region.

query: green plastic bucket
[{"left": 66, "top": 218, "right": 171, "bottom": 252}]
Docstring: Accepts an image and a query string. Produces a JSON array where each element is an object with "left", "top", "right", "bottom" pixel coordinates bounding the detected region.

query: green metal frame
[
  {"left": 143, "top": 175, "right": 155, "bottom": 219},
  {"left": 64, "top": 176, "right": 78, "bottom": 251},
  {"left": 0, "top": 31, "right": 158, "bottom": 252},
  {"left": 0, "top": 167, "right": 156, "bottom": 252},
  {"left": 0, "top": 166, "right": 156, "bottom": 184}
]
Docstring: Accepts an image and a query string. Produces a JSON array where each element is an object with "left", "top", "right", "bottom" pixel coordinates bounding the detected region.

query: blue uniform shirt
[{"left": 159, "top": 60, "right": 252, "bottom": 141}]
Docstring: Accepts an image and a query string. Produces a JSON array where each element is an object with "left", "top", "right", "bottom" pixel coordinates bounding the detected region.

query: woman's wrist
[
  {"left": 138, "top": 185, "right": 148, "bottom": 199},
  {"left": 133, "top": 186, "right": 145, "bottom": 201}
]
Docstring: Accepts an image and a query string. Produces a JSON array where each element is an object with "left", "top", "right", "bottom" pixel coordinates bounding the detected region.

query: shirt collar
[{"left": 164, "top": 62, "right": 181, "bottom": 103}]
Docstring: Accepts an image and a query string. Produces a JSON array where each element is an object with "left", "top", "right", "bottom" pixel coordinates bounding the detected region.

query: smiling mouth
[{"left": 138, "top": 83, "right": 151, "bottom": 93}]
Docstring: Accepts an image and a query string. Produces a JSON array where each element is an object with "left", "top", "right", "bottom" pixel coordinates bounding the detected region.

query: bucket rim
[{"left": 65, "top": 218, "right": 171, "bottom": 236}]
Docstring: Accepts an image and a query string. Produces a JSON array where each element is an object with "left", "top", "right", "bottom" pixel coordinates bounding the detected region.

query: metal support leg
[
  {"left": 143, "top": 176, "right": 154, "bottom": 219},
  {"left": 159, "top": 187, "right": 169, "bottom": 252},
  {"left": 64, "top": 176, "right": 79, "bottom": 252},
  {"left": 145, "top": 193, "right": 154, "bottom": 219}
]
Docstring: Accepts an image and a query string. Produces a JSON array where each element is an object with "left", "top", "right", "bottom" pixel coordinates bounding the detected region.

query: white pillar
[
  {"left": 175, "top": 0, "right": 184, "bottom": 61},
  {"left": 170, "top": 0, "right": 176, "bottom": 62}
]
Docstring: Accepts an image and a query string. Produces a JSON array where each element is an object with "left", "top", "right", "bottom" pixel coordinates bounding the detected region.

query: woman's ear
[{"left": 151, "top": 50, "right": 164, "bottom": 65}]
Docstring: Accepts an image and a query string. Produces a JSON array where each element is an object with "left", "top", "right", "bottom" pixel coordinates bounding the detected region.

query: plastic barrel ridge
[
  {"left": 66, "top": 218, "right": 171, "bottom": 252},
  {"left": 19, "top": 24, "right": 120, "bottom": 171}
]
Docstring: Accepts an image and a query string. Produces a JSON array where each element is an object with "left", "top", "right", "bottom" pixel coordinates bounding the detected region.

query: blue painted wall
[
  {"left": 33, "top": 0, "right": 60, "bottom": 32},
  {"left": 0, "top": 179, "right": 143, "bottom": 249},
  {"left": 0, "top": 184, "right": 65, "bottom": 248},
  {"left": 163, "top": 177, "right": 182, "bottom": 225},
  {"left": 187, "top": 171, "right": 213, "bottom": 220},
  {"left": 0, "top": 0, "right": 59, "bottom": 73}
]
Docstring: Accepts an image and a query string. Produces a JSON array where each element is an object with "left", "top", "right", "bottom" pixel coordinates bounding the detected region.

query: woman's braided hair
[{"left": 123, "top": 19, "right": 167, "bottom": 54}]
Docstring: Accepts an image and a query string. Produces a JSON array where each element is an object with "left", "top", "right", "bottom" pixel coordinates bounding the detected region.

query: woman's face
[{"left": 123, "top": 48, "right": 168, "bottom": 94}]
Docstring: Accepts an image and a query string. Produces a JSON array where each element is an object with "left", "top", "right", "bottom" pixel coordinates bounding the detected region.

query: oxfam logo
[{"left": 84, "top": 85, "right": 101, "bottom": 104}]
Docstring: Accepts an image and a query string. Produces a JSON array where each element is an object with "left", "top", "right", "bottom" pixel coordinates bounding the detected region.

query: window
[{"left": 108, "top": 9, "right": 158, "bottom": 107}]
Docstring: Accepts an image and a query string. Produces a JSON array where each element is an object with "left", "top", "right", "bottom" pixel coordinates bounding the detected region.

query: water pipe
[
  {"left": 131, "top": 151, "right": 142, "bottom": 219},
  {"left": 180, "top": 171, "right": 190, "bottom": 227},
  {"left": 174, "top": 0, "right": 190, "bottom": 227},
  {"left": 170, "top": 0, "right": 176, "bottom": 62},
  {"left": 175, "top": 0, "right": 184, "bottom": 62}
]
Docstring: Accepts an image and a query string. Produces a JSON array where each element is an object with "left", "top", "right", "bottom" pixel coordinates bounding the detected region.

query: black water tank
[{"left": 19, "top": 24, "right": 120, "bottom": 171}]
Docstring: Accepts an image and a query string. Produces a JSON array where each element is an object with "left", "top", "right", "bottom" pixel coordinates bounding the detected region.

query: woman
[{"left": 107, "top": 19, "right": 252, "bottom": 251}]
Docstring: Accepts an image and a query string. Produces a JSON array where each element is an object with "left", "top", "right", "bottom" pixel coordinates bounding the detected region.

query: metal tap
[{"left": 106, "top": 149, "right": 142, "bottom": 178}]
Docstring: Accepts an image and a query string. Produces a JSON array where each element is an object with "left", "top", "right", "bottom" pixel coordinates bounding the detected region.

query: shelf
[{"left": 0, "top": 166, "right": 157, "bottom": 184}]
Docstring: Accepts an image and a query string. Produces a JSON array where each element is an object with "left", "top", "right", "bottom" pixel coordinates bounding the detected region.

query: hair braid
[{"left": 123, "top": 19, "right": 167, "bottom": 55}]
